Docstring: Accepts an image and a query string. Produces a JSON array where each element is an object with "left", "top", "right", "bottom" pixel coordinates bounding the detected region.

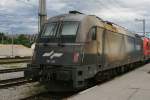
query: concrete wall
[{"left": 0, "top": 44, "right": 33, "bottom": 58}]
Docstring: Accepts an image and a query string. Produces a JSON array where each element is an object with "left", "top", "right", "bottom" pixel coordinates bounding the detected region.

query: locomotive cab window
[
  {"left": 60, "top": 21, "right": 79, "bottom": 42},
  {"left": 41, "top": 22, "right": 57, "bottom": 37},
  {"left": 40, "top": 22, "right": 79, "bottom": 43},
  {"left": 61, "top": 22, "right": 79, "bottom": 36}
]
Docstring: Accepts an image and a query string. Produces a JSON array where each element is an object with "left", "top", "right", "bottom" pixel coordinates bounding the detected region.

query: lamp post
[
  {"left": 11, "top": 32, "right": 14, "bottom": 58},
  {"left": 10, "top": 27, "right": 14, "bottom": 58},
  {"left": 135, "top": 18, "right": 146, "bottom": 36},
  {"left": 1, "top": 35, "right": 4, "bottom": 44}
]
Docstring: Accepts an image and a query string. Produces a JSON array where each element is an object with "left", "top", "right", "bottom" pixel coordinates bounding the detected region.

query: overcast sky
[{"left": 0, "top": 0, "right": 150, "bottom": 34}]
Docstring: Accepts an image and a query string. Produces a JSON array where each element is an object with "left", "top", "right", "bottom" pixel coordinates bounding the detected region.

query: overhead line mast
[{"left": 39, "top": 0, "right": 47, "bottom": 32}]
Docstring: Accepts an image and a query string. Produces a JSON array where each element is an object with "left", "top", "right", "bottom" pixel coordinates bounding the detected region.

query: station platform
[{"left": 68, "top": 63, "right": 150, "bottom": 100}]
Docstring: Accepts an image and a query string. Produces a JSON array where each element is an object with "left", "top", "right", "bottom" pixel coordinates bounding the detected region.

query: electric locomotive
[{"left": 25, "top": 11, "right": 148, "bottom": 91}]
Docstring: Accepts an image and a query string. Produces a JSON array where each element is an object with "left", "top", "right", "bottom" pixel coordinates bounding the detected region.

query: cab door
[
  {"left": 83, "top": 27, "right": 97, "bottom": 65},
  {"left": 96, "top": 27, "right": 105, "bottom": 66}
]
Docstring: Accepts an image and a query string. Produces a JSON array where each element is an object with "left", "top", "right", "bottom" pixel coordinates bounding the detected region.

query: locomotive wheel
[{"left": 94, "top": 72, "right": 104, "bottom": 83}]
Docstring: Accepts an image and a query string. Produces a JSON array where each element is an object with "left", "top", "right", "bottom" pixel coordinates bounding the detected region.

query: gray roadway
[{"left": 68, "top": 63, "right": 150, "bottom": 100}]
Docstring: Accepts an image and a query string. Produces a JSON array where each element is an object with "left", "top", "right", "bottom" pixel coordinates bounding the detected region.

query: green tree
[
  {"left": 0, "top": 32, "right": 12, "bottom": 44},
  {"left": 14, "top": 34, "right": 31, "bottom": 47},
  {"left": 0, "top": 32, "right": 31, "bottom": 47}
]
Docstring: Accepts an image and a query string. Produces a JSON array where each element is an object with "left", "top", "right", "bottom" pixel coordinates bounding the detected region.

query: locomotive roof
[
  {"left": 48, "top": 14, "right": 87, "bottom": 22},
  {"left": 103, "top": 21, "right": 137, "bottom": 38},
  {"left": 47, "top": 12, "right": 138, "bottom": 38}
]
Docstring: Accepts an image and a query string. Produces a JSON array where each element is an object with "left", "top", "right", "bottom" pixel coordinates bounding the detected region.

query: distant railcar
[
  {"left": 143, "top": 37, "right": 150, "bottom": 59},
  {"left": 24, "top": 11, "right": 150, "bottom": 92}
]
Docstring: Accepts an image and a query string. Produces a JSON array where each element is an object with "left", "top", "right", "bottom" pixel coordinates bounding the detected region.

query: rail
[
  {"left": 0, "top": 67, "right": 26, "bottom": 74},
  {"left": 0, "top": 77, "right": 33, "bottom": 89},
  {"left": 0, "top": 57, "right": 31, "bottom": 64}
]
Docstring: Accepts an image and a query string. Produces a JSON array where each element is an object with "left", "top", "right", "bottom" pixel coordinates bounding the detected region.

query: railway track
[
  {"left": 0, "top": 57, "right": 31, "bottom": 64},
  {"left": 0, "top": 67, "right": 26, "bottom": 74},
  {"left": 0, "top": 77, "right": 32, "bottom": 89},
  {"left": 0, "top": 67, "right": 75, "bottom": 100},
  {"left": 0, "top": 67, "right": 33, "bottom": 89}
]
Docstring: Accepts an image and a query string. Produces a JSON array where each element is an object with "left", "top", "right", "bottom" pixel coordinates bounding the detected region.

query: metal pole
[
  {"left": 2, "top": 35, "right": 3, "bottom": 44},
  {"left": 135, "top": 18, "right": 146, "bottom": 36},
  {"left": 143, "top": 19, "right": 146, "bottom": 36},
  {"left": 39, "top": 0, "right": 47, "bottom": 32},
  {"left": 11, "top": 32, "right": 14, "bottom": 58}
]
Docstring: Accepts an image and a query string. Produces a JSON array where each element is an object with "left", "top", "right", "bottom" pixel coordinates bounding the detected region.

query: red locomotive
[{"left": 143, "top": 37, "right": 150, "bottom": 59}]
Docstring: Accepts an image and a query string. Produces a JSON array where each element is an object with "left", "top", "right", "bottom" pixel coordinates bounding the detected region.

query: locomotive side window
[{"left": 90, "top": 27, "right": 96, "bottom": 40}]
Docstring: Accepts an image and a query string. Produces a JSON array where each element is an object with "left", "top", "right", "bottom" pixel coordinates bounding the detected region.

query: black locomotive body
[{"left": 25, "top": 12, "right": 146, "bottom": 91}]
